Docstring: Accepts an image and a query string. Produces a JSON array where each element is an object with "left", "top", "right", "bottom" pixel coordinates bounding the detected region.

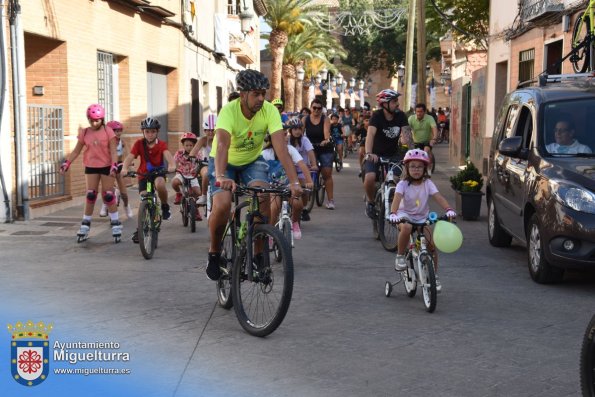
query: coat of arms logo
[{"left": 7, "top": 320, "right": 53, "bottom": 386}]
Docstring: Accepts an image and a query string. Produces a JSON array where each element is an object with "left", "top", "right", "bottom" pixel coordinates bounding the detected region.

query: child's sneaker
[
  {"left": 197, "top": 195, "right": 207, "bottom": 205},
  {"left": 162, "top": 204, "right": 171, "bottom": 220},
  {"left": 291, "top": 222, "right": 302, "bottom": 240},
  {"left": 174, "top": 192, "right": 183, "bottom": 205},
  {"left": 99, "top": 204, "right": 108, "bottom": 217},
  {"left": 395, "top": 254, "right": 407, "bottom": 271},
  {"left": 206, "top": 252, "right": 222, "bottom": 281},
  {"left": 195, "top": 210, "right": 202, "bottom": 221},
  {"left": 326, "top": 200, "right": 335, "bottom": 210}
]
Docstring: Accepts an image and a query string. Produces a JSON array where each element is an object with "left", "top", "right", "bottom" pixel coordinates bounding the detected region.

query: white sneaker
[
  {"left": 197, "top": 195, "right": 207, "bottom": 205},
  {"left": 435, "top": 276, "right": 442, "bottom": 293},
  {"left": 99, "top": 204, "right": 108, "bottom": 217},
  {"left": 395, "top": 255, "right": 407, "bottom": 271},
  {"left": 125, "top": 205, "right": 134, "bottom": 218}
]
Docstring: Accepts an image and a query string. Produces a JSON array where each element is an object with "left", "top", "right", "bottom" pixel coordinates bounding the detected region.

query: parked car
[{"left": 486, "top": 73, "right": 595, "bottom": 283}]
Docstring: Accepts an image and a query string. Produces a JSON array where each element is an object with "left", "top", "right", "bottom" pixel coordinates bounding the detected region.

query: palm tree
[
  {"left": 262, "top": 0, "right": 323, "bottom": 99},
  {"left": 281, "top": 29, "right": 347, "bottom": 111}
]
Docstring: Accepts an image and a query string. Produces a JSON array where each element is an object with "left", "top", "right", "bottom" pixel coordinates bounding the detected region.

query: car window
[
  {"left": 543, "top": 99, "right": 594, "bottom": 155},
  {"left": 503, "top": 104, "right": 520, "bottom": 140},
  {"left": 516, "top": 106, "right": 533, "bottom": 149}
]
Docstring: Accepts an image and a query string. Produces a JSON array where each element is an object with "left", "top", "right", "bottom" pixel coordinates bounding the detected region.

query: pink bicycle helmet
[
  {"left": 180, "top": 132, "right": 198, "bottom": 143},
  {"left": 403, "top": 149, "right": 430, "bottom": 164},
  {"left": 86, "top": 104, "right": 105, "bottom": 120},
  {"left": 106, "top": 120, "right": 123, "bottom": 131}
]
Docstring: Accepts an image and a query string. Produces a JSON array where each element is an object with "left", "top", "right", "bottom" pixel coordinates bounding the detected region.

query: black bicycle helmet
[
  {"left": 141, "top": 117, "right": 160, "bottom": 130},
  {"left": 236, "top": 69, "right": 270, "bottom": 91}
]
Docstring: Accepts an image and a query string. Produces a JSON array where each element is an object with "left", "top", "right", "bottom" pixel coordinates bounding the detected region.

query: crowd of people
[{"left": 60, "top": 69, "right": 454, "bottom": 287}]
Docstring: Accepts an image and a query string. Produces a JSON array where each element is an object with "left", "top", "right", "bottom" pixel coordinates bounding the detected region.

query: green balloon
[{"left": 433, "top": 221, "right": 463, "bottom": 253}]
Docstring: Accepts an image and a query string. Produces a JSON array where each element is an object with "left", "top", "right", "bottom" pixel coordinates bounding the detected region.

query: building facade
[{"left": 0, "top": 0, "right": 264, "bottom": 221}]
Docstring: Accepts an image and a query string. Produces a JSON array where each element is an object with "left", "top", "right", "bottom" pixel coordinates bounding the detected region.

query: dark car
[{"left": 486, "top": 74, "right": 595, "bottom": 283}]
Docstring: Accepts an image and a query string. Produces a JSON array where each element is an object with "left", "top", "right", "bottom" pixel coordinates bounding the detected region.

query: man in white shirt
[{"left": 546, "top": 119, "right": 592, "bottom": 154}]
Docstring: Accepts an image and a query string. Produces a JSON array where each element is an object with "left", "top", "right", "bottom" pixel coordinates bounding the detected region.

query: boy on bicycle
[
  {"left": 122, "top": 117, "right": 175, "bottom": 242},
  {"left": 206, "top": 69, "right": 302, "bottom": 281}
]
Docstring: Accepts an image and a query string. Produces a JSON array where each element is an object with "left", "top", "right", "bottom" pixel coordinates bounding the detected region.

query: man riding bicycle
[
  {"left": 363, "top": 89, "right": 411, "bottom": 219},
  {"left": 206, "top": 69, "right": 302, "bottom": 281},
  {"left": 408, "top": 103, "right": 439, "bottom": 166}
]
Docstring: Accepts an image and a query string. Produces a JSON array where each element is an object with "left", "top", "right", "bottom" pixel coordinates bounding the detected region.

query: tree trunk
[
  {"left": 282, "top": 64, "right": 296, "bottom": 112},
  {"left": 295, "top": 79, "right": 303, "bottom": 113},
  {"left": 269, "top": 29, "right": 288, "bottom": 100}
]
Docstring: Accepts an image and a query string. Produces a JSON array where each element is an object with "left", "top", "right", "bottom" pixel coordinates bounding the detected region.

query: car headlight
[{"left": 551, "top": 180, "right": 595, "bottom": 214}]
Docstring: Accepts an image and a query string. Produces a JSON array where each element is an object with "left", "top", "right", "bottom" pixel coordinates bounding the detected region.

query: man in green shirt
[
  {"left": 407, "top": 103, "right": 438, "bottom": 169},
  {"left": 206, "top": 70, "right": 302, "bottom": 280}
]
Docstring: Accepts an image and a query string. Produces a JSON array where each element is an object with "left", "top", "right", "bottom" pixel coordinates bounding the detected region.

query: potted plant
[{"left": 450, "top": 161, "right": 484, "bottom": 220}]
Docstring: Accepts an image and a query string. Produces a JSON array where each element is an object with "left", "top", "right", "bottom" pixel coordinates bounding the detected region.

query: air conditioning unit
[{"left": 520, "top": 0, "right": 564, "bottom": 23}]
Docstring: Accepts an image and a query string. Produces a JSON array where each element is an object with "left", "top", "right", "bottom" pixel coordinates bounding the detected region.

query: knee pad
[
  {"left": 86, "top": 190, "right": 97, "bottom": 204},
  {"left": 102, "top": 191, "right": 116, "bottom": 206}
]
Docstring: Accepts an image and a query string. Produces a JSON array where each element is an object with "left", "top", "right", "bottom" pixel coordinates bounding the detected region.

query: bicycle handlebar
[
  {"left": 126, "top": 168, "right": 168, "bottom": 179},
  {"left": 394, "top": 212, "right": 455, "bottom": 227}
]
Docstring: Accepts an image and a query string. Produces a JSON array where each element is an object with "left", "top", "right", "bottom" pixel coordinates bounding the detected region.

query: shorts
[
  {"left": 414, "top": 142, "right": 432, "bottom": 150},
  {"left": 85, "top": 166, "right": 111, "bottom": 176},
  {"left": 315, "top": 151, "right": 334, "bottom": 168},
  {"left": 173, "top": 173, "right": 200, "bottom": 188},
  {"left": 333, "top": 136, "right": 344, "bottom": 145},
  {"left": 208, "top": 156, "right": 269, "bottom": 196},
  {"left": 363, "top": 155, "right": 404, "bottom": 180},
  {"left": 138, "top": 176, "right": 166, "bottom": 193}
]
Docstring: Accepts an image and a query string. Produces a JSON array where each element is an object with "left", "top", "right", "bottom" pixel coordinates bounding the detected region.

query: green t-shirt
[
  {"left": 210, "top": 100, "right": 283, "bottom": 166},
  {"left": 407, "top": 114, "right": 436, "bottom": 143}
]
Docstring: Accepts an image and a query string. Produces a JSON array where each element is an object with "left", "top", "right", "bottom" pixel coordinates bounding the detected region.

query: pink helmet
[
  {"left": 180, "top": 132, "right": 197, "bottom": 143},
  {"left": 86, "top": 104, "right": 105, "bottom": 120},
  {"left": 106, "top": 120, "right": 123, "bottom": 130},
  {"left": 403, "top": 149, "right": 430, "bottom": 164}
]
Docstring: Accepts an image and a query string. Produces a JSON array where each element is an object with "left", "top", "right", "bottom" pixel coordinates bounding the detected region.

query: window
[
  {"left": 97, "top": 51, "right": 116, "bottom": 121},
  {"left": 519, "top": 49, "right": 535, "bottom": 83},
  {"left": 228, "top": 0, "right": 241, "bottom": 15}
]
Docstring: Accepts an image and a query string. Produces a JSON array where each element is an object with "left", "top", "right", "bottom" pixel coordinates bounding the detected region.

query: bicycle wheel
[
  {"left": 376, "top": 189, "right": 398, "bottom": 252},
  {"left": 419, "top": 253, "right": 437, "bottom": 313},
  {"left": 580, "top": 314, "right": 595, "bottom": 397},
  {"left": 138, "top": 201, "right": 155, "bottom": 260},
  {"left": 217, "top": 227, "right": 234, "bottom": 310},
  {"left": 181, "top": 197, "right": 189, "bottom": 227},
  {"left": 403, "top": 253, "right": 417, "bottom": 298},
  {"left": 316, "top": 178, "right": 326, "bottom": 207},
  {"left": 232, "top": 224, "right": 294, "bottom": 337},
  {"left": 572, "top": 15, "right": 593, "bottom": 73},
  {"left": 335, "top": 152, "right": 342, "bottom": 172},
  {"left": 189, "top": 200, "right": 197, "bottom": 233}
]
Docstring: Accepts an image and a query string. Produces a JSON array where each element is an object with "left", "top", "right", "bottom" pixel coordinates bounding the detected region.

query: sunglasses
[{"left": 312, "top": 106, "right": 322, "bottom": 110}]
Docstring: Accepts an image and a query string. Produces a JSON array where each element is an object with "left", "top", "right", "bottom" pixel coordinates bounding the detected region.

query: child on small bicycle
[
  {"left": 190, "top": 115, "right": 216, "bottom": 206},
  {"left": 121, "top": 117, "right": 175, "bottom": 242},
  {"left": 329, "top": 113, "right": 345, "bottom": 164},
  {"left": 287, "top": 117, "right": 317, "bottom": 221},
  {"left": 172, "top": 132, "right": 202, "bottom": 221},
  {"left": 262, "top": 132, "right": 313, "bottom": 240},
  {"left": 388, "top": 149, "right": 456, "bottom": 291}
]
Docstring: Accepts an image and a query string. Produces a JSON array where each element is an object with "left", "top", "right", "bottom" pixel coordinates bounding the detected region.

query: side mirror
[{"left": 498, "top": 136, "right": 523, "bottom": 157}]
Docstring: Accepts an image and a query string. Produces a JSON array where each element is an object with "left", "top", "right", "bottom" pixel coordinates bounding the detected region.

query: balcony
[
  {"left": 520, "top": 0, "right": 564, "bottom": 23},
  {"left": 229, "top": 34, "right": 256, "bottom": 64}
]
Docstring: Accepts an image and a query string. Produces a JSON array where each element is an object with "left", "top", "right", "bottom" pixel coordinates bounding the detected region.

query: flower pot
[{"left": 454, "top": 191, "right": 484, "bottom": 221}]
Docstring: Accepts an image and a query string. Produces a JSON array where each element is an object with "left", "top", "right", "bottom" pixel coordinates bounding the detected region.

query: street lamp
[
  {"left": 239, "top": 0, "right": 254, "bottom": 35},
  {"left": 336, "top": 73, "right": 344, "bottom": 86},
  {"left": 296, "top": 67, "right": 305, "bottom": 82},
  {"left": 358, "top": 79, "right": 365, "bottom": 90},
  {"left": 315, "top": 73, "right": 322, "bottom": 85}
]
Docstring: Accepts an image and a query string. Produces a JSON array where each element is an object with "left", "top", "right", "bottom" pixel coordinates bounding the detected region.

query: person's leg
[
  {"left": 154, "top": 177, "right": 171, "bottom": 219},
  {"left": 101, "top": 173, "right": 122, "bottom": 236},
  {"left": 172, "top": 175, "right": 183, "bottom": 204},
  {"left": 84, "top": 173, "right": 101, "bottom": 217}
]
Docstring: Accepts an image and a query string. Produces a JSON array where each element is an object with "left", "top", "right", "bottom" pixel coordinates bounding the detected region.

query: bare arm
[
  {"left": 164, "top": 150, "right": 176, "bottom": 172},
  {"left": 214, "top": 129, "right": 233, "bottom": 190},
  {"left": 189, "top": 136, "right": 206, "bottom": 157},
  {"left": 121, "top": 153, "right": 136, "bottom": 172},
  {"left": 365, "top": 125, "right": 378, "bottom": 163},
  {"left": 297, "top": 160, "right": 313, "bottom": 187},
  {"left": 390, "top": 192, "right": 403, "bottom": 214},
  {"left": 307, "top": 149, "right": 317, "bottom": 170}
]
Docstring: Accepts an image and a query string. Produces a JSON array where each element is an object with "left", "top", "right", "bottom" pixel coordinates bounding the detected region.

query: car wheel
[
  {"left": 527, "top": 214, "right": 563, "bottom": 284},
  {"left": 488, "top": 199, "right": 512, "bottom": 247}
]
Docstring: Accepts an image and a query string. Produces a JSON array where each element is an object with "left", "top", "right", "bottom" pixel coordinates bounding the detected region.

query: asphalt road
[{"left": 1, "top": 144, "right": 594, "bottom": 397}]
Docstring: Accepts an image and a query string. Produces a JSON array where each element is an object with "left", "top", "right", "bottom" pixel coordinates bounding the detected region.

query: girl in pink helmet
[
  {"left": 59, "top": 104, "right": 122, "bottom": 242},
  {"left": 388, "top": 149, "right": 456, "bottom": 291},
  {"left": 189, "top": 115, "right": 217, "bottom": 206},
  {"left": 99, "top": 121, "right": 134, "bottom": 219},
  {"left": 172, "top": 132, "right": 202, "bottom": 221}
]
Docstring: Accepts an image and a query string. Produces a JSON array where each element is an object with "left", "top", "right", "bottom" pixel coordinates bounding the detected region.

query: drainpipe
[
  {"left": 0, "top": 0, "right": 12, "bottom": 222},
  {"left": 9, "top": 0, "right": 28, "bottom": 220}
]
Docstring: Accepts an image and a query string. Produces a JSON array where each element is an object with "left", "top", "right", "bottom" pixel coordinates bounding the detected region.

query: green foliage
[
  {"left": 426, "top": 0, "right": 489, "bottom": 49},
  {"left": 450, "top": 161, "right": 483, "bottom": 192}
]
